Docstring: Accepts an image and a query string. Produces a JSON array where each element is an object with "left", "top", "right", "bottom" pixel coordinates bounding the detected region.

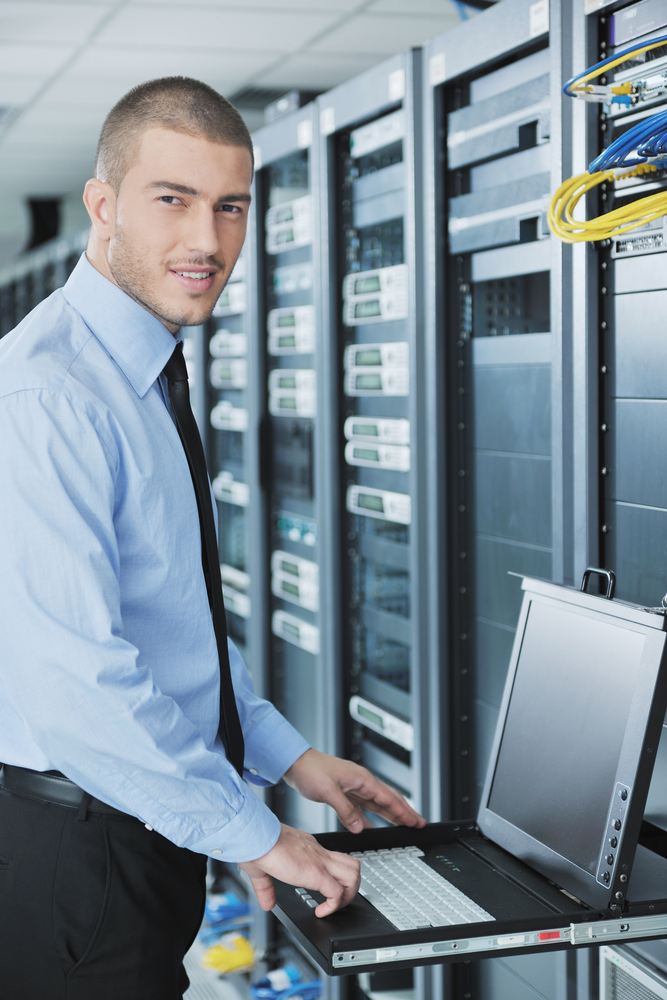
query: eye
[
  {"left": 159, "top": 196, "right": 182, "bottom": 205},
  {"left": 218, "top": 203, "right": 243, "bottom": 213}
]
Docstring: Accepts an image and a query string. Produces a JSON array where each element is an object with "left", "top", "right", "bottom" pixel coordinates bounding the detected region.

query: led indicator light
[{"left": 538, "top": 932, "right": 560, "bottom": 941}]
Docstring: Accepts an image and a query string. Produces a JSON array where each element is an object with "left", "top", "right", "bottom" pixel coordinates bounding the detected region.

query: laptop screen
[{"left": 487, "top": 599, "right": 645, "bottom": 875}]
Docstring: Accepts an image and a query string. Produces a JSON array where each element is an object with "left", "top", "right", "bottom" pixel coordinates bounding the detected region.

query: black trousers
[{"left": 0, "top": 783, "right": 207, "bottom": 999}]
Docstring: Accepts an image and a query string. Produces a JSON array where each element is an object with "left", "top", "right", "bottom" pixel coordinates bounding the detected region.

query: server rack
[
  {"left": 0, "top": 229, "right": 87, "bottom": 337},
  {"left": 317, "top": 48, "right": 438, "bottom": 821},
  {"left": 205, "top": 252, "right": 254, "bottom": 668},
  {"left": 248, "top": 102, "right": 334, "bottom": 837},
  {"left": 424, "top": 0, "right": 576, "bottom": 997},
  {"left": 315, "top": 49, "right": 442, "bottom": 1000},
  {"left": 570, "top": 0, "right": 667, "bottom": 991}
]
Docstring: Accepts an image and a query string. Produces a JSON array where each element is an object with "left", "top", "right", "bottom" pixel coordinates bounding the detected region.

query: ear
[{"left": 83, "top": 178, "right": 116, "bottom": 241}]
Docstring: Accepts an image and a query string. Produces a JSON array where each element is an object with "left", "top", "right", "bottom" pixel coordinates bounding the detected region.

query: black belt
[{"left": 0, "top": 764, "right": 130, "bottom": 818}]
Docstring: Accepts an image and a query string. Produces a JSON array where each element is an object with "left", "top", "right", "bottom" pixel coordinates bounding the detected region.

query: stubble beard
[{"left": 108, "top": 223, "right": 221, "bottom": 331}]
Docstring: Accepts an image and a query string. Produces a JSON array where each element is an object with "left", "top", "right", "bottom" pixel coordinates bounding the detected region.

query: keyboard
[{"left": 349, "top": 846, "right": 495, "bottom": 931}]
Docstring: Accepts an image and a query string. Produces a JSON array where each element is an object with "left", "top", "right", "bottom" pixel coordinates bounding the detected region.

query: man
[{"left": 0, "top": 77, "right": 424, "bottom": 999}]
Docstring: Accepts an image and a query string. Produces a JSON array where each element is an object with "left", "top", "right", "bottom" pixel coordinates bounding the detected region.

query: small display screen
[
  {"left": 357, "top": 704, "right": 384, "bottom": 728},
  {"left": 281, "top": 580, "right": 300, "bottom": 597},
  {"left": 276, "top": 229, "right": 295, "bottom": 245},
  {"left": 355, "top": 300, "right": 382, "bottom": 318},
  {"left": 278, "top": 335, "right": 296, "bottom": 348},
  {"left": 352, "top": 422, "right": 379, "bottom": 437},
  {"left": 277, "top": 376, "right": 297, "bottom": 389},
  {"left": 354, "top": 447, "right": 380, "bottom": 462},
  {"left": 274, "top": 206, "right": 295, "bottom": 224},
  {"left": 355, "top": 373, "right": 383, "bottom": 390},
  {"left": 278, "top": 313, "right": 296, "bottom": 328},
  {"left": 354, "top": 275, "right": 382, "bottom": 295},
  {"left": 357, "top": 493, "right": 384, "bottom": 513},
  {"left": 278, "top": 397, "right": 297, "bottom": 409},
  {"left": 488, "top": 600, "right": 645, "bottom": 874},
  {"left": 354, "top": 348, "right": 383, "bottom": 366},
  {"left": 283, "top": 622, "right": 300, "bottom": 639},
  {"left": 280, "top": 560, "right": 299, "bottom": 576}
]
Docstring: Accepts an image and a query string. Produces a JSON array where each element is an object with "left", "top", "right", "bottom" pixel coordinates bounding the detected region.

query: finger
[
  {"left": 329, "top": 851, "right": 362, "bottom": 885},
  {"left": 347, "top": 783, "right": 426, "bottom": 827},
  {"left": 312, "top": 854, "right": 360, "bottom": 916},
  {"left": 324, "top": 783, "right": 367, "bottom": 832},
  {"left": 247, "top": 872, "right": 276, "bottom": 911}
]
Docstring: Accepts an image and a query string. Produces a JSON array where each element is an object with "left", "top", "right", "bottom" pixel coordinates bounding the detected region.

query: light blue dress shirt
[{"left": 0, "top": 253, "right": 310, "bottom": 862}]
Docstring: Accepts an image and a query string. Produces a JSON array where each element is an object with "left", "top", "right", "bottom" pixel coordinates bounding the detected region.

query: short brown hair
[{"left": 94, "top": 76, "right": 253, "bottom": 192}]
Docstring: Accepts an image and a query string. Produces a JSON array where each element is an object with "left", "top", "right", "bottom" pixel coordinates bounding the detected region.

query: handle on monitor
[{"left": 580, "top": 567, "right": 616, "bottom": 600}]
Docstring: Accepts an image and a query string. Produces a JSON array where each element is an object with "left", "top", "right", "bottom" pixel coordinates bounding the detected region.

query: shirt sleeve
[
  {"left": 0, "top": 388, "right": 306, "bottom": 862},
  {"left": 230, "top": 639, "right": 310, "bottom": 787}
]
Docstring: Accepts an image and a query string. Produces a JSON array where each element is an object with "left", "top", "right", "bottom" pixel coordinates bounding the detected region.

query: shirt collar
[{"left": 62, "top": 253, "right": 181, "bottom": 399}]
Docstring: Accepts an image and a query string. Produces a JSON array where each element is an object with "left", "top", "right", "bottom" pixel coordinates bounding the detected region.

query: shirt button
[
  {"left": 212, "top": 849, "right": 222, "bottom": 856},
  {"left": 250, "top": 768, "right": 258, "bottom": 775}
]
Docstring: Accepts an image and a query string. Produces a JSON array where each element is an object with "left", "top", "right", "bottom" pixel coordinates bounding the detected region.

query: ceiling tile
[
  {"left": 66, "top": 44, "right": 280, "bottom": 83},
  {"left": 255, "top": 51, "right": 381, "bottom": 91},
  {"left": 0, "top": 42, "right": 76, "bottom": 76},
  {"left": 310, "top": 12, "right": 461, "bottom": 54},
  {"left": 0, "top": 2, "right": 114, "bottom": 44},
  {"left": 38, "top": 75, "right": 156, "bottom": 107},
  {"left": 0, "top": 74, "right": 49, "bottom": 106},
  {"left": 15, "top": 103, "right": 111, "bottom": 127},
  {"left": 0, "top": 142, "right": 97, "bottom": 162},
  {"left": 133, "top": 0, "right": 363, "bottom": 7},
  {"left": 95, "top": 4, "right": 340, "bottom": 51},
  {"left": 368, "top": 0, "right": 467, "bottom": 14},
  {"left": 3, "top": 120, "right": 101, "bottom": 147}
]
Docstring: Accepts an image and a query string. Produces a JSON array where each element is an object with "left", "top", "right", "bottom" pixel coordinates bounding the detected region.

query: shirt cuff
[
  {"left": 243, "top": 716, "right": 311, "bottom": 785},
  {"left": 188, "top": 784, "right": 282, "bottom": 862}
]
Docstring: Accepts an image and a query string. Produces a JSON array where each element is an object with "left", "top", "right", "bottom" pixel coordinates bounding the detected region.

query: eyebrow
[{"left": 150, "top": 181, "right": 251, "bottom": 203}]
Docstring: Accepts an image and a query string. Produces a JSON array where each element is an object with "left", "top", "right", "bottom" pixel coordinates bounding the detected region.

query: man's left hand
[{"left": 283, "top": 749, "right": 427, "bottom": 832}]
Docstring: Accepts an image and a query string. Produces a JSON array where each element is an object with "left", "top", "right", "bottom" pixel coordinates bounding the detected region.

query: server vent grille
[{"left": 611, "top": 963, "right": 663, "bottom": 1000}]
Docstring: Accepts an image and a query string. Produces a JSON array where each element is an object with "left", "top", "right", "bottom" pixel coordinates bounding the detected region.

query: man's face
[{"left": 107, "top": 127, "right": 253, "bottom": 331}]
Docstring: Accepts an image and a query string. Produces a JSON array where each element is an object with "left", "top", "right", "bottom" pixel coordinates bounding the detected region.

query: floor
[{"left": 184, "top": 938, "right": 250, "bottom": 1000}]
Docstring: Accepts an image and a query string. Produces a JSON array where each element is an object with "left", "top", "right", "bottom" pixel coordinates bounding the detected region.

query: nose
[{"left": 184, "top": 202, "right": 221, "bottom": 258}]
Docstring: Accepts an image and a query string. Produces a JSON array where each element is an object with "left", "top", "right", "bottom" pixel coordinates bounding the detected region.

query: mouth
[{"left": 170, "top": 267, "right": 219, "bottom": 293}]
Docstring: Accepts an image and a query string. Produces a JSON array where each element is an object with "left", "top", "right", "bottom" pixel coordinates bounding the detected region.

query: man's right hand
[{"left": 237, "top": 824, "right": 361, "bottom": 917}]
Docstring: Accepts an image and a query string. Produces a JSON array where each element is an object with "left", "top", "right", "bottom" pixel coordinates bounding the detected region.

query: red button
[{"left": 538, "top": 932, "right": 560, "bottom": 941}]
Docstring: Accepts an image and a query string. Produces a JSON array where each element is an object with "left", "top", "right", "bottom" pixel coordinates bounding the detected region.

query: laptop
[{"left": 271, "top": 573, "right": 667, "bottom": 975}]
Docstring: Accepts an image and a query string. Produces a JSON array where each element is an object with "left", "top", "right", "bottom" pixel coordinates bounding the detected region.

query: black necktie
[{"left": 162, "top": 342, "right": 245, "bottom": 777}]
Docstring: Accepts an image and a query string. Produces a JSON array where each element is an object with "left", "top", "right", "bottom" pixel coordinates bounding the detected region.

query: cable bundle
[
  {"left": 589, "top": 109, "right": 667, "bottom": 171},
  {"left": 548, "top": 163, "right": 667, "bottom": 243},
  {"left": 548, "top": 35, "right": 667, "bottom": 242}
]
